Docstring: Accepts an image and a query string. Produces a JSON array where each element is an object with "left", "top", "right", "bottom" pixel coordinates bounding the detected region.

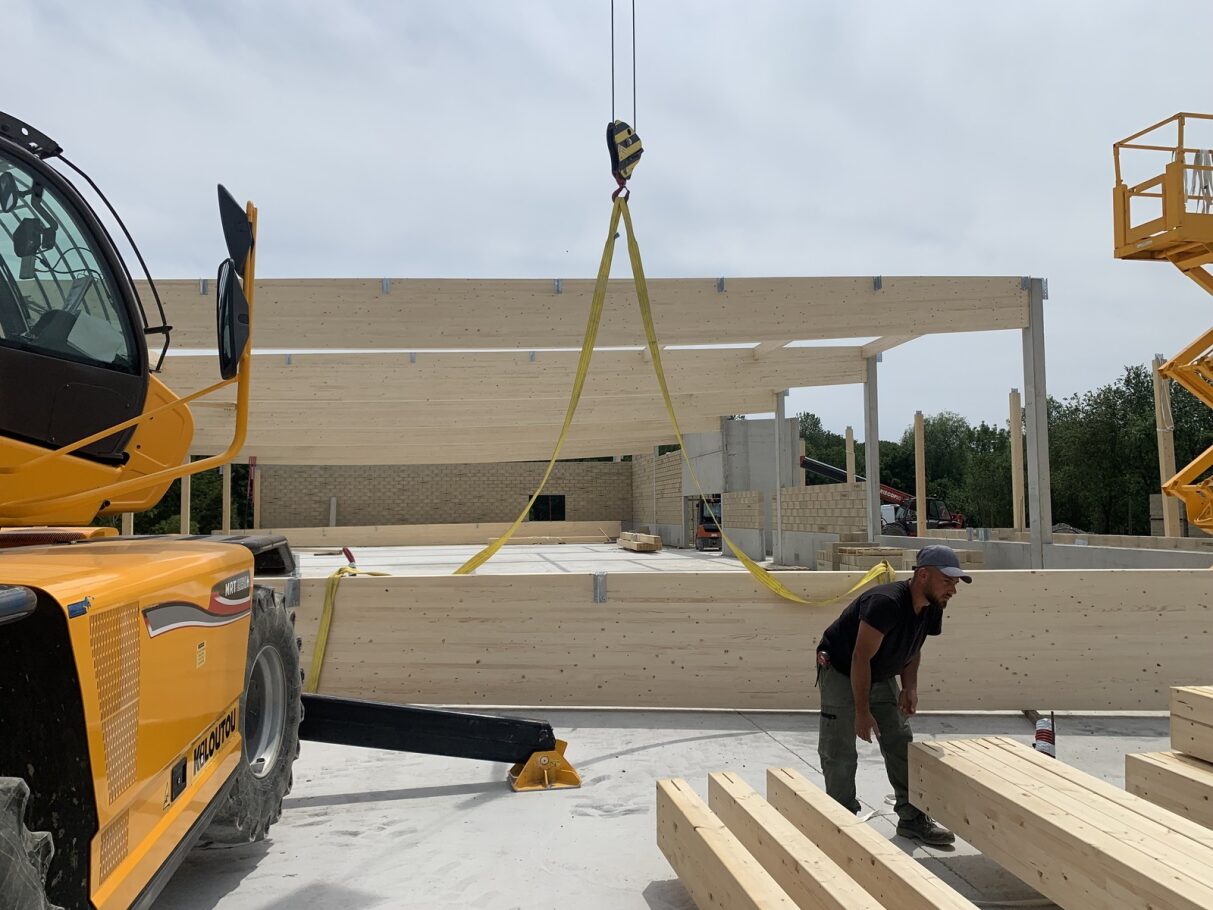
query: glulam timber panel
[
  {"left": 158, "top": 347, "right": 867, "bottom": 402},
  {"left": 146, "top": 276, "right": 1030, "bottom": 349},
  {"left": 764, "top": 768, "right": 977, "bottom": 910},
  {"left": 291, "top": 569, "right": 1213, "bottom": 710},
  {"left": 910, "top": 737, "right": 1213, "bottom": 910},
  {"left": 1126, "top": 751, "right": 1213, "bottom": 829},
  {"left": 656, "top": 778, "right": 798, "bottom": 910}
]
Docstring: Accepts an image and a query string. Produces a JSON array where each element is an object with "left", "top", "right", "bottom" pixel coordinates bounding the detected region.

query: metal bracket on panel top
[
  {"left": 381, "top": 278, "right": 391, "bottom": 294},
  {"left": 716, "top": 277, "right": 725, "bottom": 293},
  {"left": 1020, "top": 276, "right": 1048, "bottom": 299},
  {"left": 873, "top": 275, "right": 882, "bottom": 291},
  {"left": 198, "top": 277, "right": 208, "bottom": 295},
  {"left": 592, "top": 572, "right": 607, "bottom": 604},
  {"left": 554, "top": 278, "right": 562, "bottom": 294}
]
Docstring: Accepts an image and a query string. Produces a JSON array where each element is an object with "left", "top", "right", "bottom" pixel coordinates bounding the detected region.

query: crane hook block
[{"left": 607, "top": 120, "right": 643, "bottom": 182}]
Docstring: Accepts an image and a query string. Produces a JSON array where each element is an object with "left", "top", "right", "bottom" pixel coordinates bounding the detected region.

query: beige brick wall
[
  {"left": 655, "top": 453, "right": 682, "bottom": 526},
  {"left": 723, "top": 491, "right": 764, "bottom": 530},
  {"left": 261, "top": 462, "right": 632, "bottom": 527},
  {"left": 631, "top": 453, "right": 655, "bottom": 527},
  {"left": 781, "top": 482, "right": 867, "bottom": 535}
]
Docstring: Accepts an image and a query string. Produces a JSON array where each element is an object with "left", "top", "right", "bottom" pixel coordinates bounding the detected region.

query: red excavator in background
[{"left": 800, "top": 456, "right": 965, "bottom": 537}]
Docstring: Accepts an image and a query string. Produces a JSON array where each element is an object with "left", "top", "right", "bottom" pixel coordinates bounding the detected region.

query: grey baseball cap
[{"left": 914, "top": 545, "right": 972, "bottom": 583}]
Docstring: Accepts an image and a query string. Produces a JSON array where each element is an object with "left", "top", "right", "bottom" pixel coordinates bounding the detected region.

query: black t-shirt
[{"left": 817, "top": 580, "right": 944, "bottom": 681}]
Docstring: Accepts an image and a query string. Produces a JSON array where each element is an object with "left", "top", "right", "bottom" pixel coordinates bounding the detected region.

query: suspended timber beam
[
  {"left": 860, "top": 335, "right": 917, "bottom": 358},
  {"left": 147, "top": 276, "right": 1030, "bottom": 349}
]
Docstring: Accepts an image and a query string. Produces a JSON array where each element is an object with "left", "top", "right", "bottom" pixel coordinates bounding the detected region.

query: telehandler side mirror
[
  {"left": 216, "top": 257, "right": 249, "bottom": 381},
  {"left": 217, "top": 184, "right": 252, "bottom": 274}
]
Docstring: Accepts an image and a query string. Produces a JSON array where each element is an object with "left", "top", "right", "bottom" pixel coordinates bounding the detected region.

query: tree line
[{"left": 799, "top": 364, "right": 1213, "bottom": 536}]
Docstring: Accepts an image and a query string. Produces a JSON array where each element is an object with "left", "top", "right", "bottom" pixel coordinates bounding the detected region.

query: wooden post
[
  {"left": 1153, "top": 355, "right": 1182, "bottom": 537},
  {"left": 1009, "top": 389, "right": 1026, "bottom": 531},
  {"left": 179, "top": 458, "right": 191, "bottom": 535},
  {"left": 914, "top": 411, "right": 927, "bottom": 539},
  {"left": 121, "top": 512, "right": 134, "bottom": 536},
  {"left": 221, "top": 465, "right": 232, "bottom": 533},
  {"left": 845, "top": 426, "right": 856, "bottom": 483}
]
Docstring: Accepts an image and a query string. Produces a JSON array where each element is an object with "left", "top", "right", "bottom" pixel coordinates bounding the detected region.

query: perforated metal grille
[
  {"left": 98, "top": 811, "right": 129, "bottom": 882},
  {"left": 90, "top": 604, "right": 140, "bottom": 802}
]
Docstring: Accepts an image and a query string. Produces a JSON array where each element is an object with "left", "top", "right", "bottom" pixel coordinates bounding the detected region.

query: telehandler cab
[{"left": 0, "top": 111, "right": 577, "bottom": 910}]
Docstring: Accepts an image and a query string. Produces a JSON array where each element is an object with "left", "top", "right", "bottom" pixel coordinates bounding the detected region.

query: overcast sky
[{"left": 11, "top": 1, "right": 1213, "bottom": 441}]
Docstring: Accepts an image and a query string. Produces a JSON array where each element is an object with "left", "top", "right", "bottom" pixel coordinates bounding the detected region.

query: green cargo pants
[{"left": 817, "top": 662, "right": 921, "bottom": 822}]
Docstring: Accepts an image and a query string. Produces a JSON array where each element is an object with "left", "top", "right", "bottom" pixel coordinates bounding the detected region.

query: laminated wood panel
[
  {"left": 910, "top": 737, "right": 1213, "bottom": 910},
  {"left": 1126, "top": 751, "right": 1213, "bottom": 829},
  {"left": 1174, "top": 687, "right": 1213, "bottom": 763},
  {"left": 291, "top": 570, "right": 1213, "bottom": 710},
  {"left": 655, "top": 778, "right": 798, "bottom": 910},
  {"left": 764, "top": 768, "right": 977, "bottom": 910},
  {"left": 706, "top": 772, "right": 885, "bottom": 910},
  {"left": 159, "top": 347, "right": 866, "bottom": 402},
  {"left": 149, "top": 276, "right": 1029, "bottom": 349}
]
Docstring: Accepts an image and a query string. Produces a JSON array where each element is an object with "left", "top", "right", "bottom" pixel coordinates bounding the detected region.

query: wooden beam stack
[
  {"left": 656, "top": 770, "right": 976, "bottom": 909},
  {"left": 910, "top": 736, "right": 1213, "bottom": 910},
  {"left": 618, "top": 531, "right": 661, "bottom": 552},
  {"left": 1126, "top": 685, "right": 1213, "bottom": 829}
]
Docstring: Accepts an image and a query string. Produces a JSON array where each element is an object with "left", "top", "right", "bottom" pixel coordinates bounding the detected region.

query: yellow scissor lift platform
[{"left": 1114, "top": 113, "right": 1213, "bottom": 531}]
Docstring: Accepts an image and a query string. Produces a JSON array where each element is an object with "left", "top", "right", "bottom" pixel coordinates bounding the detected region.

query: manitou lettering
[{"left": 193, "top": 707, "right": 238, "bottom": 773}]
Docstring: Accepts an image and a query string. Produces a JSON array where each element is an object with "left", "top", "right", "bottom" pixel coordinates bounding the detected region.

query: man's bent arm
[
  {"left": 901, "top": 651, "right": 921, "bottom": 692},
  {"left": 851, "top": 621, "right": 885, "bottom": 713}
]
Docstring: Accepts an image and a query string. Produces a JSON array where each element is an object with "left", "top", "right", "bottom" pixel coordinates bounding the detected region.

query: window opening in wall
[{"left": 528, "top": 494, "right": 566, "bottom": 521}]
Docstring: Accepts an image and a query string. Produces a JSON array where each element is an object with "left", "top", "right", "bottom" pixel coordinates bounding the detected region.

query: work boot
[{"left": 895, "top": 813, "right": 956, "bottom": 846}]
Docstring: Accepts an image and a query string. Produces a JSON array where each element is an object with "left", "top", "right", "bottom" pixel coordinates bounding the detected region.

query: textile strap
[{"left": 455, "top": 196, "right": 894, "bottom": 603}]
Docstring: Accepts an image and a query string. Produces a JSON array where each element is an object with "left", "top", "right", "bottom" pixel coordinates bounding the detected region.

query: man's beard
[{"left": 927, "top": 594, "right": 948, "bottom": 610}]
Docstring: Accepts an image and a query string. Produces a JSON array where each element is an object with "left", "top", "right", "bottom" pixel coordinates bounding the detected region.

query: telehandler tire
[
  {"left": 202, "top": 586, "right": 302, "bottom": 845},
  {"left": 0, "top": 778, "right": 61, "bottom": 910}
]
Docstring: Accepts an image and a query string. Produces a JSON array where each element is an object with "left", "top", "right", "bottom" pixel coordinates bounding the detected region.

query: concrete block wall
[
  {"left": 261, "top": 462, "right": 632, "bottom": 528},
  {"left": 781, "top": 482, "right": 867, "bottom": 535},
  {"left": 722, "top": 491, "right": 764, "bottom": 530},
  {"left": 655, "top": 453, "right": 683, "bottom": 526},
  {"left": 631, "top": 453, "right": 655, "bottom": 529}
]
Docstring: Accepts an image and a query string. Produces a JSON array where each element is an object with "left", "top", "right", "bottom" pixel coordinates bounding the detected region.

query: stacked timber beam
[
  {"left": 656, "top": 769, "right": 976, "bottom": 908},
  {"left": 1126, "top": 685, "right": 1213, "bottom": 829},
  {"left": 618, "top": 531, "right": 661, "bottom": 552},
  {"left": 910, "top": 736, "right": 1213, "bottom": 909}
]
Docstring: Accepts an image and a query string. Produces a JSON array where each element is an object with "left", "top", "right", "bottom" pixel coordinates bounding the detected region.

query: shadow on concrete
[
  {"left": 920, "top": 853, "right": 1053, "bottom": 904},
  {"left": 641, "top": 878, "right": 696, "bottom": 910},
  {"left": 577, "top": 730, "right": 760, "bottom": 769},
  {"left": 155, "top": 840, "right": 273, "bottom": 909},
  {"left": 282, "top": 779, "right": 504, "bottom": 810}
]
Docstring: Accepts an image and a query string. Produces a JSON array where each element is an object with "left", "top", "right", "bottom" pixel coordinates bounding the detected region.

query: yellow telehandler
[{"left": 0, "top": 110, "right": 576, "bottom": 910}]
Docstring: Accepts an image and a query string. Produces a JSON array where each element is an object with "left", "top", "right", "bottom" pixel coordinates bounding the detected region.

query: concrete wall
[
  {"left": 721, "top": 491, "right": 766, "bottom": 561},
  {"left": 889, "top": 534, "right": 1213, "bottom": 570},
  {"left": 654, "top": 453, "right": 684, "bottom": 546},
  {"left": 781, "top": 482, "right": 867, "bottom": 535},
  {"left": 261, "top": 461, "right": 632, "bottom": 528}
]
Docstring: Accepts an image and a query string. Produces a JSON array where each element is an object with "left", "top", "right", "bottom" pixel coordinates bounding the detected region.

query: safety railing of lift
[{"left": 1114, "top": 113, "right": 1213, "bottom": 250}]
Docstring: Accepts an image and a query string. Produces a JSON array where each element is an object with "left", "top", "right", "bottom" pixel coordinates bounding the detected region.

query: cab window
[{"left": 0, "top": 154, "right": 136, "bottom": 371}]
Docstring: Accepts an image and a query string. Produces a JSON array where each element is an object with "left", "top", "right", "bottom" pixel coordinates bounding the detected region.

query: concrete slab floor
[
  {"left": 156, "top": 710, "right": 1169, "bottom": 910},
  {"left": 295, "top": 543, "right": 763, "bottom": 578}
]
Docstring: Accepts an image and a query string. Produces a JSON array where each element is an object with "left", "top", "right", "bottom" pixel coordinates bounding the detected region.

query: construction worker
[{"left": 815, "top": 544, "right": 971, "bottom": 846}]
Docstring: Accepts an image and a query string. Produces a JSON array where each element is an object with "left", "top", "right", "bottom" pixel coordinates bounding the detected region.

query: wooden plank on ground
[
  {"left": 618, "top": 531, "right": 661, "bottom": 552},
  {"left": 1127, "top": 751, "right": 1213, "bottom": 830},
  {"left": 909, "top": 737, "right": 1213, "bottom": 910},
  {"left": 764, "top": 768, "right": 977, "bottom": 910},
  {"left": 1174, "top": 687, "right": 1213, "bottom": 763},
  {"left": 706, "top": 772, "right": 884, "bottom": 910},
  {"left": 655, "top": 778, "right": 798, "bottom": 910}
]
